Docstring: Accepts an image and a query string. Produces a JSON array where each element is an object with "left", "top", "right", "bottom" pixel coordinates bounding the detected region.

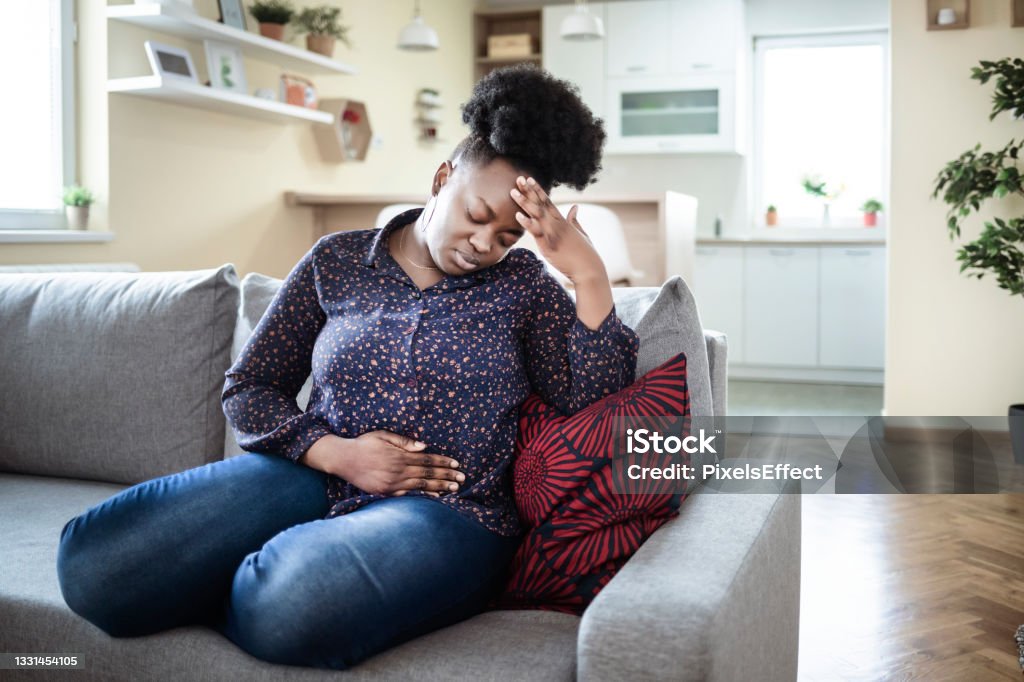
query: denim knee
[
  {"left": 56, "top": 512, "right": 136, "bottom": 637},
  {"left": 221, "top": 528, "right": 365, "bottom": 668}
]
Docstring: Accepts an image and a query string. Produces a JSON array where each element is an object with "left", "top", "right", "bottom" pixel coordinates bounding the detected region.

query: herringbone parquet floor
[{"left": 798, "top": 494, "right": 1024, "bottom": 681}]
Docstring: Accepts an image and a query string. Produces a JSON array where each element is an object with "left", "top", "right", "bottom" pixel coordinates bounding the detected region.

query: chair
[
  {"left": 374, "top": 203, "right": 425, "bottom": 230},
  {"left": 555, "top": 203, "right": 645, "bottom": 286}
]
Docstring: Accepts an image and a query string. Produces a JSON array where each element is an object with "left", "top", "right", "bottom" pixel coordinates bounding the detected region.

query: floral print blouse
[{"left": 221, "top": 208, "right": 640, "bottom": 537}]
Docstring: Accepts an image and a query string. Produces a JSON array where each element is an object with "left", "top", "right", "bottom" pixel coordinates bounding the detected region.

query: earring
[{"left": 422, "top": 197, "right": 436, "bottom": 232}]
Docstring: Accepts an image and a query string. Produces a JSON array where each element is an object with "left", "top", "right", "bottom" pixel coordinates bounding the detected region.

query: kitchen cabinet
[
  {"left": 819, "top": 246, "right": 886, "bottom": 368},
  {"left": 691, "top": 241, "right": 886, "bottom": 382},
  {"left": 694, "top": 245, "right": 745, "bottom": 363},
  {"left": 541, "top": 3, "right": 606, "bottom": 121},
  {"left": 669, "top": 0, "right": 743, "bottom": 75},
  {"left": 541, "top": 0, "right": 745, "bottom": 155},
  {"left": 605, "top": 72, "right": 737, "bottom": 153},
  {"left": 605, "top": 1, "right": 670, "bottom": 77},
  {"left": 743, "top": 247, "right": 819, "bottom": 366}
]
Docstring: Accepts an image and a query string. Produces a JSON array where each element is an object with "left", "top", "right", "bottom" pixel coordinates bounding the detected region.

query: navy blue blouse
[{"left": 221, "top": 208, "right": 640, "bottom": 536}]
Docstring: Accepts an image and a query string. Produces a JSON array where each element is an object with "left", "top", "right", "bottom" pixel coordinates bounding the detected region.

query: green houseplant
[
  {"left": 293, "top": 6, "right": 351, "bottom": 57},
  {"left": 62, "top": 185, "right": 94, "bottom": 231},
  {"left": 765, "top": 204, "right": 777, "bottom": 227},
  {"left": 860, "top": 198, "right": 883, "bottom": 227},
  {"left": 249, "top": 0, "right": 295, "bottom": 41},
  {"left": 931, "top": 57, "right": 1024, "bottom": 463}
]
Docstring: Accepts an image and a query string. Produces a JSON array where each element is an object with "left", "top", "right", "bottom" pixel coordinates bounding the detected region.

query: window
[
  {"left": 752, "top": 31, "right": 888, "bottom": 230},
  {"left": 0, "top": 0, "right": 76, "bottom": 230}
]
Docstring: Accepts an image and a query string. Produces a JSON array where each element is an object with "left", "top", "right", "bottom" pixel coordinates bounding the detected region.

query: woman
[{"left": 55, "top": 64, "right": 639, "bottom": 670}]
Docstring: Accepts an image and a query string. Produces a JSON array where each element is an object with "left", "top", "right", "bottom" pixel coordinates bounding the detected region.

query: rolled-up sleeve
[
  {"left": 221, "top": 241, "right": 333, "bottom": 462},
  {"left": 522, "top": 267, "right": 640, "bottom": 417}
]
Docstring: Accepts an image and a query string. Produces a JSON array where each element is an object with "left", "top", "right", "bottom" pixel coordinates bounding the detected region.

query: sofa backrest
[
  {"left": 0, "top": 261, "right": 723, "bottom": 484},
  {"left": 0, "top": 265, "right": 239, "bottom": 485}
]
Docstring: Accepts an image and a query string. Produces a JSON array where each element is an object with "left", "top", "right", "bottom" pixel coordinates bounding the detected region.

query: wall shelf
[
  {"left": 107, "top": 3, "right": 357, "bottom": 76},
  {"left": 107, "top": 76, "right": 333, "bottom": 124},
  {"left": 925, "top": 0, "right": 970, "bottom": 30}
]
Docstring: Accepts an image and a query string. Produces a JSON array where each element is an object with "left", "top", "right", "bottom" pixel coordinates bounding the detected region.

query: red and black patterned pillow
[{"left": 489, "top": 351, "right": 692, "bottom": 615}]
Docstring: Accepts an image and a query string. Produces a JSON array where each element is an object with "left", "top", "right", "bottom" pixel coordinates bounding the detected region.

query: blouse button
[
  {"left": 412, "top": 291, "right": 422, "bottom": 299},
  {"left": 405, "top": 377, "right": 418, "bottom": 388}
]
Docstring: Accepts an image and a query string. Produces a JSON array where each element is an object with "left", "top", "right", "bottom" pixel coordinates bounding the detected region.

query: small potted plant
[
  {"left": 860, "top": 198, "right": 884, "bottom": 227},
  {"left": 293, "top": 5, "right": 351, "bottom": 57},
  {"left": 249, "top": 0, "right": 295, "bottom": 41},
  {"left": 765, "top": 204, "right": 778, "bottom": 227},
  {"left": 62, "top": 185, "right": 95, "bottom": 231},
  {"left": 802, "top": 173, "right": 846, "bottom": 227}
]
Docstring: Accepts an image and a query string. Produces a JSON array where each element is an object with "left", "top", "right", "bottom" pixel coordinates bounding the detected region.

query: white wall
[{"left": 886, "top": 0, "right": 1024, "bottom": 415}]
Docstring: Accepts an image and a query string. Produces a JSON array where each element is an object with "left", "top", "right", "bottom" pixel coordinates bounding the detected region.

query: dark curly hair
[{"left": 450, "top": 64, "right": 606, "bottom": 192}]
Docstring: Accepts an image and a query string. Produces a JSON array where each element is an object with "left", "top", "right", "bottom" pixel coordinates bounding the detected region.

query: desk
[{"left": 284, "top": 190, "right": 697, "bottom": 287}]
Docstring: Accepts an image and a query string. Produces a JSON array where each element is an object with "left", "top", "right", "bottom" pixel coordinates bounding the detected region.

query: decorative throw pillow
[{"left": 490, "top": 351, "right": 692, "bottom": 615}]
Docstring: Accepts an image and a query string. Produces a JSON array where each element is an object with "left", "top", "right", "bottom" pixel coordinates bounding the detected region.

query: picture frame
[
  {"left": 143, "top": 40, "right": 198, "bottom": 83},
  {"left": 217, "top": 0, "right": 246, "bottom": 31},
  {"left": 204, "top": 40, "right": 248, "bottom": 95}
]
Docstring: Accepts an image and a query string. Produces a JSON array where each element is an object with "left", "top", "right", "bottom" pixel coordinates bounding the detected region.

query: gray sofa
[{"left": 0, "top": 261, "right": 800, "bottom": 681}]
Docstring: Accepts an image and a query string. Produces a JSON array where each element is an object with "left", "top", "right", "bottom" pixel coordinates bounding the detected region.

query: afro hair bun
[{"left": 457, "top": 64, "right": 606, "bottom": 191}]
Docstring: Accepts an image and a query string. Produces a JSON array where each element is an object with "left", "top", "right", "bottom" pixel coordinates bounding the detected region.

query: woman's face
[{"left": 424, "top": 157, "right": 531, "bottom": 275}]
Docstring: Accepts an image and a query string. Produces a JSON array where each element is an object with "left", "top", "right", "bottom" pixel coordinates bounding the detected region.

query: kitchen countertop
[{"left": 696, "top": 236, "right": 886, "bottom": 246}]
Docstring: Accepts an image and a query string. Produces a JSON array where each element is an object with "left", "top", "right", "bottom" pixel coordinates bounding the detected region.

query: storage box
[{"left": 487, "top": 33, "right": 533, "bottom": 58}]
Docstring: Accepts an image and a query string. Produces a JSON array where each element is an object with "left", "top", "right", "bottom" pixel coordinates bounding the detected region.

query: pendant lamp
[
  {"left": 398, "top": 0, "right": 439, "bottom": 51},
  {"left": 560, "top": 0, "right": 604, "bottom": 41}
]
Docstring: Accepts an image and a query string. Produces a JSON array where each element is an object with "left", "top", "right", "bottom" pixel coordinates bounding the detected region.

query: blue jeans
[{"left": 55, "top": 452, "right": 521, "bottom": 670}]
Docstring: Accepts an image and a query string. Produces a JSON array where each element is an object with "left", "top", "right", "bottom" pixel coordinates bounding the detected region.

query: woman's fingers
[
  {"left": 405, "top": 451, "right": 461, "bottom": 469},
  {"left": 396, "top": 475, "right": 461, "bottom": 493}
]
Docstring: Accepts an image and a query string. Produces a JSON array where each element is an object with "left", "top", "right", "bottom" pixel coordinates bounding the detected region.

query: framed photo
[
  {"left": 204, "top": 40, "right": 248, "bottom": 95},
  {"left": 143, "top": 40, "right": 198, "bottom": 83},
  {"left": 217, "top": 0, "right": 246, "bottom": 31}
]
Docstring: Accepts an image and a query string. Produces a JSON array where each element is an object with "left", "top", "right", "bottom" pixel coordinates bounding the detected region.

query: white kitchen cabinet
[
  {"left": 819, "top": 246, "right": 886, "bottom": 369},
  {"left": 694, "top": 245, "right": 745, "bottom": 363},
  {"left": 541, "top": 3, "right": 606, "bottom": 122},
  {"left": 605, "top": 1, "right": 671, "bottom": 77},
  {"left": 605, "top": 72, "right": 737, "bottom": 154},
  {"left": 743, "top": 247, "right": 819, "bottom": 367},
  {"left": 669, "top": 0, "right": 743, "bottom": 75}
]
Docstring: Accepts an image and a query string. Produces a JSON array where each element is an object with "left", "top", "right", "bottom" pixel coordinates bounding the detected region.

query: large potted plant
[
  {"left": 62, "top": 185, "right": 95, "bottom": 230},
  {"left": 931, "top": 57, "right": 1024, "bottom": 463},
  {"left": 249, "top": 0, "right": 295, "bottom": 41},
  {"left": 293, "top": 5, "right": 351, "bottom": 57}
]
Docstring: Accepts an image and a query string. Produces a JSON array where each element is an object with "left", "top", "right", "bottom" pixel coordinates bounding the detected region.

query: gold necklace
[{"left": 399, "top": 223, "right": 440, "bottom": 270}]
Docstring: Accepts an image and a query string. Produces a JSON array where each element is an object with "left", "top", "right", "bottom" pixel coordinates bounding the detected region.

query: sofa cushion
[
  {"left": 0, "top": 266, "right": 239, "bottom": 485},
  {"left": 491, "top": 352, "right": 691, "bottom": 615},
  {"left": 0, "top": 473, "right": 580, "bottom": 681},
  {"left": 570, "top": 276, "right": 713, "bottom": 416}
]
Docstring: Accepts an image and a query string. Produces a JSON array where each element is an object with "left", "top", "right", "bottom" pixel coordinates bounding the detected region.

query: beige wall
[
  {"left": 0, "top": 0, "right": 476, "bottom": 278},
  {"left": 886, "top": 0, "right": 1024, "bottom": 415}
]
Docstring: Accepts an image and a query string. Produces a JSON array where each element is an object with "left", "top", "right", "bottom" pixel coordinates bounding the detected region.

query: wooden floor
[{"left": 799, "top": 494, "right": 1024, "bottom": 680}]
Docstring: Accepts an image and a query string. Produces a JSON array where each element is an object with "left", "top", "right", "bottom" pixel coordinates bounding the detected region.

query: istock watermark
[{"left": 608, "top": 415, "right": 1024, "bottom": 495}]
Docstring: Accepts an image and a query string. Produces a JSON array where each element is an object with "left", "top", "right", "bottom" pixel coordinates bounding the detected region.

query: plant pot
[
  {"left": 65, "top": 205, "right": 90, "bottom": 231},
  {"left": 1010, "top": 404, "right": 1024, "bottom": 465},
  {"left": 306, "top": 34, "right": 335, "bottom": 57},
  {"left": 259, "top": 22, "right": 286, "bottom": 41},
  {"left": 864, "top": 211, "right": 878, "bottom": 227},
  {"left": 765, "top": 211, "right": 777, "bottom": 227}
]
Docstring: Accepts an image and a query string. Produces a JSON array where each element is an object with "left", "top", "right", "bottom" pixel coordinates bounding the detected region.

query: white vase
[
  {"left": 821, "top": 203, "right": 831, "bottom": 228},
  {"left": 65, "top": 205, "right": 90, "bottom": 230}
]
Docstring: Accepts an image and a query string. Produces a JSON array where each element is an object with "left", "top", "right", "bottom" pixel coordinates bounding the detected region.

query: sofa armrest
[
  {"left": 703, "top": 329, "right": 727, "bottom": 417},
  {"left": 577, "top": 491, "right": 801, "bottom": 682}
]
